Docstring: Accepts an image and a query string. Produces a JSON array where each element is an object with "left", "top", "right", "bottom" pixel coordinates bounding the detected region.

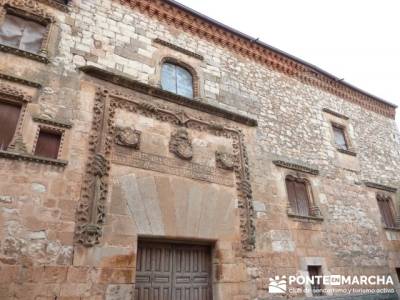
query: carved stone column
[{"left": 75, "top": 89, "right": 112, "bottom": 246}]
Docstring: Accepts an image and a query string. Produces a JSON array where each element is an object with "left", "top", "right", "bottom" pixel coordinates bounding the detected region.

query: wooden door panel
[
  {"left": 135, "top": 242, "right": 212, "bottom": 300},
  {"left": 173, "top": 245, "right": 211, "bottom": 300}
]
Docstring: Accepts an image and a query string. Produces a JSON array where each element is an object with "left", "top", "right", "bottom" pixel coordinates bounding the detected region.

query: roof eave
[{"left": 165, "top": 0, "right": 397, "bottom": 109}]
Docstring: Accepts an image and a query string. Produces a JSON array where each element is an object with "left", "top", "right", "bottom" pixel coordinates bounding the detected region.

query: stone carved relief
[
  {"left": 114, "top": 126, "right": 141, "bottom": 149},
  {"left": 169, "top": 128, "right": 193, "bottom": 160},
  {"left": 0, "top": 0, "right": 55, "bottom": 21},
  {"left": 74, "top": 87, "right": 256, "bottom": 251},
  {"left": 76, "top": 153, "right": 108, "bottom": 246},
  {"left": 215, "top": 151, "right": 235, "bottom": 171},
  {"left": 75, "top": 89, "right": 113, "bottom": 247},
  {"left": 0, "top": 82, "right": 32, "bottom": 102},
  {"left": 112, "top": 146, "right": 234, "bottom": 187}
]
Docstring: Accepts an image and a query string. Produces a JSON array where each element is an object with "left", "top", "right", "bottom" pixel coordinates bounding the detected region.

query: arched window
[{"left": 161, "top": 62, "right": 194, "bottom": 98}]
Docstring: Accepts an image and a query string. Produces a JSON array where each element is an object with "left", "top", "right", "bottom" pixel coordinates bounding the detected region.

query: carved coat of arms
[
  {"left": 114, "top": 126, "right": 141, "bottom": 149},
  {"left": 169, "top": 128, "right": 193, "bottom": 160},
  {"left": 215, "top": 151, "right": 235, "bottom": 170}
]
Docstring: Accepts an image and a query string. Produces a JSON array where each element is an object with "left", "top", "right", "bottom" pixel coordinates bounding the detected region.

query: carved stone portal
[
  {"left": 75, "top": 87, "right": 256, "bottom": 251},
  {"left": 114, "top": 126, "right": 141, "bottom": 149},
  {"left": 215, "top": 151, "right": 235, "bottom": 170},
  {"left": 169, "top": 128, "right": 193, "bottom": 160}
]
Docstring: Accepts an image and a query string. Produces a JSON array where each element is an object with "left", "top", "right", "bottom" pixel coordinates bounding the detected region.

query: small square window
[
  {"left": 34, "top": 129, "right": 62, "bottom": 159},
  {"left": 308, "top": 265, "right": 324, "bottom": 296},
  {"left": 0, "top": 13, "right": 46, "bottom": 54},
  {"left": 0, "top": 101, "right": 21, "bottom": 150},
  {"left": 332, "top": 124, "right": 348, "bottom": 150}
]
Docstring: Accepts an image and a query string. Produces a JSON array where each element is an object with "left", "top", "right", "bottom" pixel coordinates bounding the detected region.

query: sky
[{"left": 177, "top": 0, "right": 400, "bottom": 128}]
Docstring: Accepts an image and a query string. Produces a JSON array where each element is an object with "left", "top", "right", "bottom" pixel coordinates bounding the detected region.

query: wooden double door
[{"left": 135, "top": 241, "right": 212, "bottom": 300}]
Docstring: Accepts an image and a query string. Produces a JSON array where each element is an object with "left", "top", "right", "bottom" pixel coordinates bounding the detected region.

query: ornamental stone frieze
[{"left": 74, "top": 85, "right": 256, "bottom": 251}]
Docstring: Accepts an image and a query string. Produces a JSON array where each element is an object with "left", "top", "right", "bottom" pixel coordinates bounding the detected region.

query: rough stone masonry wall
[{"left": 0, "top": 0, "right": 399, "bottom": 299}]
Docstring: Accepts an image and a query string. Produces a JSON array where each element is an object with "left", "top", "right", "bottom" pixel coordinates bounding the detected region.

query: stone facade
[{"left": 0, "top": 0, "right": 399, "bottom": 299}]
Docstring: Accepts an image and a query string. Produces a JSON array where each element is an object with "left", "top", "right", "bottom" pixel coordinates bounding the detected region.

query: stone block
[
  {"left": 105, "top": 284, "right": 134, "bottom": 300},
  {"left": 43, "top": 266, "right": 68, "bottom": 283},
  {"left": 97, "top": 268, "right": 135, "bottom": 284}
]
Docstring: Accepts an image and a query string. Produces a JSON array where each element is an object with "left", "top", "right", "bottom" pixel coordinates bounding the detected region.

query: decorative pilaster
[{"left": 75, "top": 89, "right": 112, "bottom": 247}]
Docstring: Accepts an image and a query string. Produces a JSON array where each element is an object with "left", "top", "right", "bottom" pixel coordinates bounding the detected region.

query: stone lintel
[
  {"left": 273, "top": 159, "right": 319, "bottom": 175},
  {"left": 287, "top": 213, "right": 324, "bottom": 222},
  {"left": 0, "top": 72, "right": 42, "bottom": 88},
  {"left": 322, "top": 108, "right": 349, "bottom": 120},
  {"left": 153, "top": 38, "right": 204, "bottom": 60},
  {"left": 32, "top": 115, "right": 73, "bottom": 129},
  {"left": 337, "top": 148, "right": 357, "bottom": 156},
  {"left": 363, "top": 181, "right": 397, "bottom": 193}
]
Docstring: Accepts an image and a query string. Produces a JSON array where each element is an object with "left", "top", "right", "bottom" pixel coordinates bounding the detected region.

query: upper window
[
  {"left": 332, "top": 124, "right": 348, "bottom": 150},
  {"left": 377, "top": 193, "right": 397, "bottom": 229},
  {"left": 161, "top": 63, "right": 194, "bottom": 98},
  {"left": 0, "top": 14, "right": 46, "bottom": 54},
  {"left": 285, "top": 176, "right": 311, "bottom": 217},
  {"left": 0, "top": 101, "right": 21, "bottom": 151}
]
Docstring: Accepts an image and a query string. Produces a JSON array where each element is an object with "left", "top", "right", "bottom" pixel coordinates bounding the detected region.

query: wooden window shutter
[
  {"left": 0, "top": 101, "right": 21, "bottom": 150},
  {"left": 286, "top": 177, "right": 298, "bottom": 214},
  {"left": 34, "top": 130, "right": 62, "bottom": 159},
  {"left": 295, "top": 181, "right": 310, "bottom": 216},
  {"left": 377, "top": 195, "right": 396, "bottom": 228},
  {"left": 286, "top": 177, "right": 311, "bottom": 216}
]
